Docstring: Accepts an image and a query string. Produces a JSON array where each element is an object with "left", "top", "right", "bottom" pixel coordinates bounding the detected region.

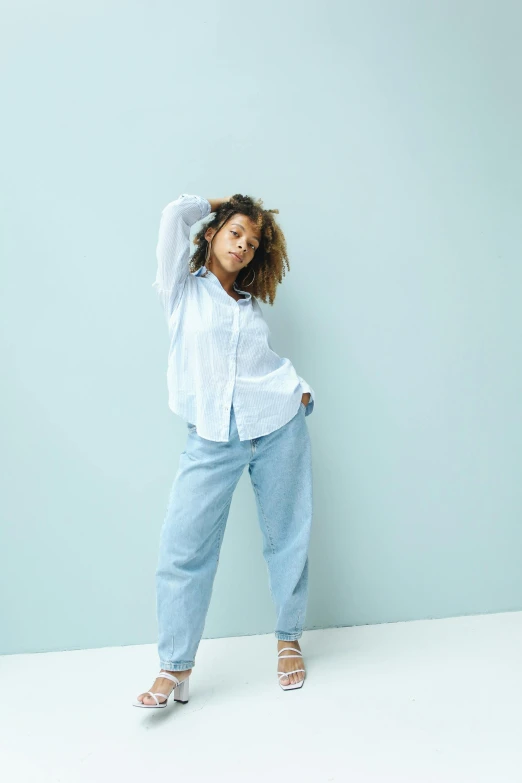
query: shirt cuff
[
  {"left": 298, "top": 376, "right": 315, "bottom": 415},
  {"left": 178, "top": 193, "right": 212, "bottom": 221}
]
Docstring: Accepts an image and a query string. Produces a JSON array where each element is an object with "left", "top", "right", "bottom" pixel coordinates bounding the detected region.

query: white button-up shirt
[{"left": 152, "top": 193, "right": 315, "bottom": 442}]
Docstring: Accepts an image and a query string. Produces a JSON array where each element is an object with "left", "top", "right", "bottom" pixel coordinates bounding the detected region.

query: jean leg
[
  {"left": 248, "top": 403, "right": 313, "bottom": 641},
  {"left": 155, "top": 428, "right": 246, "bottom": 670}
]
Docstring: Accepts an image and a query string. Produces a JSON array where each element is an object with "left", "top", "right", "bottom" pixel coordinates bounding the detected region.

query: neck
[{"left": 206, "top": 264, "right": 238, "bottom": 295}]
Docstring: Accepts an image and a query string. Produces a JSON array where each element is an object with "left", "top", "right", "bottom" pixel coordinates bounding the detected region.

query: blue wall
[{"left": 1, "top": 0, "right": 521, "bottom": 655}]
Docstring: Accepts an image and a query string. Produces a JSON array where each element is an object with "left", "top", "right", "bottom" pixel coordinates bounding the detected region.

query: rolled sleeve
[{"left": 152, "top": 194, "right": 211, "bottom": 319}]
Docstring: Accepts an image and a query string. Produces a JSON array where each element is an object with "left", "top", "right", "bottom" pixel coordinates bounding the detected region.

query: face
[{"left": 205, "top": 213, "right": 261, "bottom": 272}]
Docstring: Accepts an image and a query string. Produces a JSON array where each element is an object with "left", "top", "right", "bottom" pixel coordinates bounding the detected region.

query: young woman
[{"left": 134, "top": 193, "right": 315, "bottom": 708}]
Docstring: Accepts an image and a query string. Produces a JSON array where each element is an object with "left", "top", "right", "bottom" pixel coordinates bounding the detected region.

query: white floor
[{"left": 2, "top": 610, "right": 521, "bottom": 783}]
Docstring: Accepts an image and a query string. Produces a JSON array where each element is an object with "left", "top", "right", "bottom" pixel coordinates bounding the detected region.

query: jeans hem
[
  {"left": 159, "top": 660, "right": 195, "bottom": 670},
  {"left": 275, "top": 632, "right": 302, "bottom": 641}
]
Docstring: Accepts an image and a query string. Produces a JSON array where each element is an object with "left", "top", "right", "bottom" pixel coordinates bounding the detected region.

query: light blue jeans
[{"left": 155, "top": 400, "right": 313, "bottom": 670}]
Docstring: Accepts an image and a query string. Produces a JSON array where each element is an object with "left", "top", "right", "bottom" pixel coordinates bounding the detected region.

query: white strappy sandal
[
  {"left": 133, "top": 671, "right": 190, "bottom": 708},
  {"left": 277, "top": 647, "right": 306, "bottom": 691}
]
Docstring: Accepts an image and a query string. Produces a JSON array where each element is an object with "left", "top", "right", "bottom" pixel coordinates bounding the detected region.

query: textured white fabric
[{"left": 152, "top": 193, "right": 315, "bottom": 442}]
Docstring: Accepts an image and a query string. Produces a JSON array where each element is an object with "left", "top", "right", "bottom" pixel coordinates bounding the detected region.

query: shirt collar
[{"left": 194, "top": 266, "right": 252, "bottom": 301}]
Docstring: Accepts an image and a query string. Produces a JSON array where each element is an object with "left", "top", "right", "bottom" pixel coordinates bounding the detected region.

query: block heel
[{"left": 173, "top": 676, "right": 189, "bottom": 703}]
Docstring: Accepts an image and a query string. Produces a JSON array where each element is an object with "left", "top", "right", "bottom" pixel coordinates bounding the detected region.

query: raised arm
[{"left": 152, "top": 193, "right": 212, "bottom": 320}]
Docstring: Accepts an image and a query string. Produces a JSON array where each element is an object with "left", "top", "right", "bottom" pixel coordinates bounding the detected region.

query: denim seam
[
  {"left": 214, "top": 500, "right": 232, "bottom": 565},
  {"left": 250, "top": 477, "right": 276, "bottom": 558},
  {"left": 250, "top": 475, "right": 276, "bottom": 602}
]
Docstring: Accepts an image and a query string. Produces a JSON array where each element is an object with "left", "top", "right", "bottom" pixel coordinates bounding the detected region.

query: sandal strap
[
  {"left": 278, "top": 669, "right": 306, "bottom": 677},
  {"left": 277, "top": 647, "right": 303, "bottom": 656},
  {"left": 146, "top": 691, "right": 162, "bottom": 705},
  {"left": 157, "top": 671, "right": 181, "bottom": 686}
]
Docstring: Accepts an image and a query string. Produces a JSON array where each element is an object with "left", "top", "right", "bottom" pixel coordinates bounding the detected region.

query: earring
[{"left": 242, "top": 267, "right": 255, "bottom": 287}]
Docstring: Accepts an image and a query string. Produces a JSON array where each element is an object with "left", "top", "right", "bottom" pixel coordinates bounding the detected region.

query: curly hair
[{"left": 188, "top": 194, "right": 290, "bottom": 306}]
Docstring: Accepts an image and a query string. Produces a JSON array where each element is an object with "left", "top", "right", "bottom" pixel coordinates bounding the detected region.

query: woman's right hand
[{"left": 207, "top": 197, "right": 233, "bottom": 212}]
